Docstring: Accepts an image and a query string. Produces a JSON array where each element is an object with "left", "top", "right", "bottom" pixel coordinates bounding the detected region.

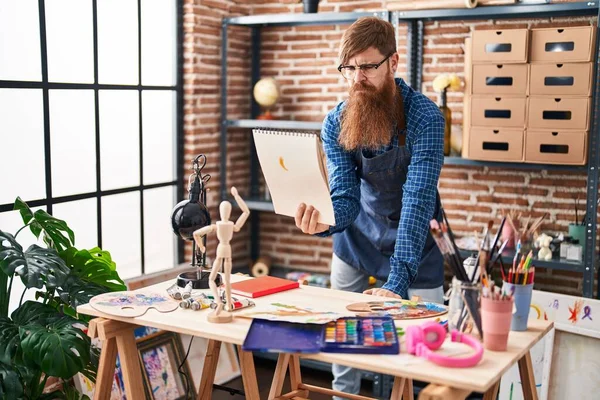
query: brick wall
[{"left": 184, "top": 0, "right": 599, "bottom": 296}]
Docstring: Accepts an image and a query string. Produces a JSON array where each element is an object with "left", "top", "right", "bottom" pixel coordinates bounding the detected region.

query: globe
[
  {"left": 171, "top": 199, "right": 211, "bottom": 242},
  {"left": 253, "top": 77, "right": 280, "bottom": 108}
]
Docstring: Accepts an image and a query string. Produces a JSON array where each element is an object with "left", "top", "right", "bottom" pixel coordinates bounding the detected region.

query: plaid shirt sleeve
[
  {"left": 382, "top": 108, "right": 445, "bottom": 298},
  {"left": 315, "top": 105, "right": 361, "bottom": 236}
]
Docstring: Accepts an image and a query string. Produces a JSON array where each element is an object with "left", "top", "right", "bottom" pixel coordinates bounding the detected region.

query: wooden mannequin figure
[{"left": 193, "top": 186, "right": 250, "bottom": 323}]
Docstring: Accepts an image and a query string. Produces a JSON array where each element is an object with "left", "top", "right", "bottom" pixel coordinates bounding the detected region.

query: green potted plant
[{"left": 0, "top": 197, "right": 127, "bottom": 399}]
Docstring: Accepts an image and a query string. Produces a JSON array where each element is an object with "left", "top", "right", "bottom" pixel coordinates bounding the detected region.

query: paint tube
[
  {"left": 191, "top": 298, "right": 211, "bottom": 311},
  {"left": 167, "top": 283, "right": 182, "bottom": 300},
  {"left": 182, "top": 282, "right": 193, "bottom": 299},
  {"left": 222, "top": 299, "right": 255, "bottom": 311}
]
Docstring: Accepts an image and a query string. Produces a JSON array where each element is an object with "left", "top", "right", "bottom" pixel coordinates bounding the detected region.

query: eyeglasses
[{"left": 337, "top": 53, "right": 394, "bottom": 80}]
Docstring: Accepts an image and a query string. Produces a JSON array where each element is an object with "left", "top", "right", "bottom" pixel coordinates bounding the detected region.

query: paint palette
[
  {"left": 346, "top": 300, "right": 448, "bottom": 320},
  {"left": 90, "top": 291, "right": 179, "bottom": 317},
  {"left": 242, "top": 316, "right": 399, "bottom": 355},
  {"left": 321, "top": 317, "right": 399, "bottom": 354}
]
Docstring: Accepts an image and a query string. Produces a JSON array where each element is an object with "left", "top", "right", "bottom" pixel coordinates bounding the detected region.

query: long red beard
[{"left": 339, "top": 75, "right": 402, "bottom": 151}]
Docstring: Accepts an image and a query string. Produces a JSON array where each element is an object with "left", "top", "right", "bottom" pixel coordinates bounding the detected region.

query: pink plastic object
[{"left": 405, "top": 322, "right": 484, "bottom": 368}]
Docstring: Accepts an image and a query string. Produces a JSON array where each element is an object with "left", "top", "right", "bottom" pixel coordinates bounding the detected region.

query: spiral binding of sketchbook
[{"left": 252, "top": 128, "right": 335, "bottom": 226}]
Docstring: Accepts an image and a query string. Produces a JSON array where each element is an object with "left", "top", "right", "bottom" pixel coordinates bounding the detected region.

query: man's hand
[
  {"left": 363, "top": 288, "right": 402, "bottom": 298},
  {"left": 295, "top": 203, "right": 329, "bottom": 235}
]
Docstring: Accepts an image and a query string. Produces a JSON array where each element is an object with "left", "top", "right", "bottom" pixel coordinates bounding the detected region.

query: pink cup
[{"left": 481, "top": 296, "right": 514, "bottom": 351}]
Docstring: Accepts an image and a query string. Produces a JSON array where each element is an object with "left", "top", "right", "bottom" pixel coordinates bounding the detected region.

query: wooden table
[{"left": 78, "top": 278, "right": 552, "bottom": 400}]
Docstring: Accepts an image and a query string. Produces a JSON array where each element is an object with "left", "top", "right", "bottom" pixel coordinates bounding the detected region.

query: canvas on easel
[{"left": 252, "top": 128, "right": 335, "bottom": 226}]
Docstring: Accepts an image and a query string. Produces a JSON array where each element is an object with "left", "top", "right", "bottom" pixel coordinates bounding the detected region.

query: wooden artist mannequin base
[{"left": 208, "top": 310, "right": 233, "bottom": 323}]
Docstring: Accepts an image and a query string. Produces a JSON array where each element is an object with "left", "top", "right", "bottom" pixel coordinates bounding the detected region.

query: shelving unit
[{"left": 220, "top": 2, "right": 600, "bottom": 298}]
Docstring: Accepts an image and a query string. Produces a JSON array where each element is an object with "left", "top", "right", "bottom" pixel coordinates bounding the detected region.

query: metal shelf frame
[{"left": 220, "top": 3, "right": 600, "bottom": 298}]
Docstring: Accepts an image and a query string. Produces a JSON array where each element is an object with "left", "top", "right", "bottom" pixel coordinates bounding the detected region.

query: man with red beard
[{"left": 294, "top": 17, "right": 445, "bottom": 397}]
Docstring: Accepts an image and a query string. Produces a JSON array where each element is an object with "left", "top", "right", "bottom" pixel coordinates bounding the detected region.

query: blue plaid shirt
[{"left": 318, "top": 78, "right": 445, "bottom": 297}]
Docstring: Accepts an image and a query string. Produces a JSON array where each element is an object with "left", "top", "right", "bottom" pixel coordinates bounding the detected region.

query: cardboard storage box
[
  {"left": 472, "top": 29, "right": 529, "bottom": 63},
  {"left": 529, "top": 63, "right": 593, "bottom": 96},
  {"left": 527, "top": 96, "right": 590, "bottom": 130},
  {"left": 470, "top": 96, "right": 527, "bottom": 127},
  {"left": 525, "top": 130, "right": 587, "bottom": 165},
  {"left": 469, "top": 127, "right": 524, "bottom": 162},
  {"left": 471, "top": 64, "right": 528, "bottom": 95},
  {"left": 531, "top": 26, "right": 596, "bottom": 63}
]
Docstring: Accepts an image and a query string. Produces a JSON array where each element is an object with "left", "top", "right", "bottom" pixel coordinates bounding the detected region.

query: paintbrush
[
  {"left": 472, "top": 221, "right": 493, "bottom": 282},
  {"left": 441, "top": 208, "right": 465, "bottom": 265}
]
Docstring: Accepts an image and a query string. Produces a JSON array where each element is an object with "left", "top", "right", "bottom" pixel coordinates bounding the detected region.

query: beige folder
[{"left": 252, "top": 129, "right": 335, "bottom": 226}]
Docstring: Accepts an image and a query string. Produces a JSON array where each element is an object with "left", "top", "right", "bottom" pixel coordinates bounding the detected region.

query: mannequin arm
[
  {"left": 231, "top": 186, "right": 250, "bottom": 232},
  {"left": 193, "top": 224, "right": 215, "bottom": 253}
]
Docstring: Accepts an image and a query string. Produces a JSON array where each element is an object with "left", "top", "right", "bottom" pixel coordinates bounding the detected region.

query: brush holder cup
[
  {"left": 447, "top": 278, "right": 481, "bottom": 338},
  {"left": 481, "top": 296, "right": 514, "bottom": 351}
]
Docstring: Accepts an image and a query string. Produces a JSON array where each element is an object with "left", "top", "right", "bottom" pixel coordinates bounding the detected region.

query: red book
[{"left": 230, "top": 276, "right": 300, "bottom": 298}]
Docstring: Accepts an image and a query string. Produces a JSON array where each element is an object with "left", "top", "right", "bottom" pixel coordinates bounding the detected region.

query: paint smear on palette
[
  {"left": 346, "top": 300, "right": 448, "bottom": 320},
  {"left": 95, "top": 293, "right": 170, "bottom": 307}
]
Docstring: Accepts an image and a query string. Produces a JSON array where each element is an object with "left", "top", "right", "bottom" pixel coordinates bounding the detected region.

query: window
[{"left": 0, "top": 0, "right": 183, "bottom": 310}]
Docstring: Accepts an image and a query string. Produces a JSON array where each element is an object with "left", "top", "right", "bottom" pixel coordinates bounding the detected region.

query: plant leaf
[
  {"left": 32, "top": 210, "right": 75, "bottom": 252},
  {"left": 58, "top": 278, "right": 108, "bottom": 311},
  {"left": 0, "top": 238, "right": 69, "bottom": 290},
  {"left": 0, "top": 317, "right": 21, "bottom": 364},
  {"left": 0, "top": 360, "right": 23, "bottom": 399},
  {"left": 13, "top": 197, "right": 42, "bottom": 238},
  {"left": 60, "top": 247, "right": 125, "bottom": 291},
  {"left": 20, "top": 316, "right": 90, "bottom": 379},
  {"left": 0, "top": 230, "right": 23, "bottom": 276},
  {"left": 11, "top": 301, "right": 59, "bottom": 326}
]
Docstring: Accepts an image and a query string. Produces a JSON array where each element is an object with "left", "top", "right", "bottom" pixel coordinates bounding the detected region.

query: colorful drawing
[
  {"left": 346, "top": 300, "right": 447, "bottom": 320},
  {"left": 142, "top": 345, "right": 181, "bottom": 398},
  {"left": 583, "top": 305, "right": 592, "bottom": 321},
  {"left": 530, "top": 304, "right": 548, "bottom": 321},
  {"left": 569, "top": 300, "right": 584, "bottom": 324},
  {"left": 237, "top": 302, "right": 351, "bottom": 324}
]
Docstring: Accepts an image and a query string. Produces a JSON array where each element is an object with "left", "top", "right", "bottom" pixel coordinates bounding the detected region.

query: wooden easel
[{"left": 88, "top": 318, "right": 261, "bottom": 400}]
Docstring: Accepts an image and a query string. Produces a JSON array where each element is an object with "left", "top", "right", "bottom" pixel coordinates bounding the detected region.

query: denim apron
[{"left": 332, "top": 127, "right": 444, "bottom": 290}]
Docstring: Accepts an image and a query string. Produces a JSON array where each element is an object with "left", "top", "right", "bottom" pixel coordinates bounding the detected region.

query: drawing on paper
[{"left": 236, "top": 302, "right": 350, "bottom": 324}]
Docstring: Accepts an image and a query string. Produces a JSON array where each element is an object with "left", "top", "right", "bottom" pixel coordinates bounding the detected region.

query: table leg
[
  {"left": 93, "top": 337, "right": 117, "bottom": 400},
  {"left": 268, "top": 353, "right": 291, "bottom": 400},
  {"left": 390, "top": 377, "right": 406, "bottom": 399},
  {"left": 198, "top": 339, "right": 222, "bottom": 399},
  {"left": 483, "top": 380, "right": 500, "bottom": 400},
  {"left": 418, "top": 384, "right": 471, "bottom": 400},
  {"left": 114, "top": 329, "right": 145, "bottom": 399},
  {"left": 403, "top": 378, "right": 414, "bottom": 400},
  {"left": 91, "top": 318, "right": 144, "bottom": 400},
  {"left": 237, "top": 346, "right": 261, "bottom": 400},
  {"left": 518, "top": 351, "right": 539, "bottom": 400}
]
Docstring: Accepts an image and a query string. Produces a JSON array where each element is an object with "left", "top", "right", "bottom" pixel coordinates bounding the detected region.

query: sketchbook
[{"left": 252, "top": 128, "right": 335, "bottom": 226}]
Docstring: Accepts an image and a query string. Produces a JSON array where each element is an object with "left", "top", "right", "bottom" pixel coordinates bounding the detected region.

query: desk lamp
[{"left": 171, "top": 154, "right": 221, "bottom": 288}]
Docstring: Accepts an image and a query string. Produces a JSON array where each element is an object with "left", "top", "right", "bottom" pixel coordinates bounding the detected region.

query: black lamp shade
[{"left": 171, "top": 199, "right": 211, "bottom": 241}]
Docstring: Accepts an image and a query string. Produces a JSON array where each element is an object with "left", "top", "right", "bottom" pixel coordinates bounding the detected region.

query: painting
[
  {"left": 138, "top": 331, "right": 193, "bottom": 400},
  {"left": 499, "top": 290, "right": 600, "bottom": 400}
]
